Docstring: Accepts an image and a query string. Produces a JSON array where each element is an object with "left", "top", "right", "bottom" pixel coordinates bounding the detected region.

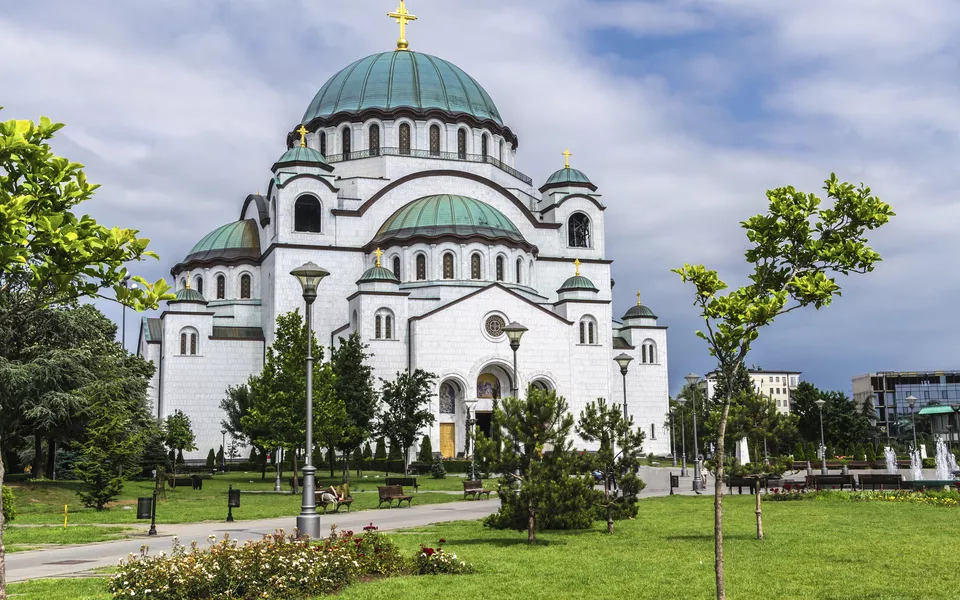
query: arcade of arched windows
[{"left": 378, "top": 248, "right": 532, "bottom": 285}]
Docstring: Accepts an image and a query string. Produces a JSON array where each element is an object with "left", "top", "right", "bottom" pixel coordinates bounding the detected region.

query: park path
[{"left": 6, "top": 467, "right": 711, "bottom": 582}]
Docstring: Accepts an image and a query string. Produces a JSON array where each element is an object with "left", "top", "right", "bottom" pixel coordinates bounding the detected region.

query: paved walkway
[{"left": 7, "top": 467, "right": 710, "bottom": 582}]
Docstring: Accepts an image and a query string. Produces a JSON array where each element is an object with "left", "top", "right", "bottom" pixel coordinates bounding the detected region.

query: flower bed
[
  {"left": 763, "top": 488, "right": 960, "bottom": 507},
  {"left": 414, "top": 538, "right": 476, "bottom": 575},
  {"left": 110, "top": 523, "right": 473, "bottom": 599}
]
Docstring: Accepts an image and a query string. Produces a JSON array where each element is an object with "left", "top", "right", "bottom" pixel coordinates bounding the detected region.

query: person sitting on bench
[{"left": 324, "top": 486, "right": 344, "bottom": 501}]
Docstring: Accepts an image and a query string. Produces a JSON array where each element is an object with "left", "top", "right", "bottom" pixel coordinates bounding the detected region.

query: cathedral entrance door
[
  {"left": 440, "top": 423, "right": 455, "bottom": 459},
  {"left": 475, "top": 412, "right": 492, "bottom": 438}
]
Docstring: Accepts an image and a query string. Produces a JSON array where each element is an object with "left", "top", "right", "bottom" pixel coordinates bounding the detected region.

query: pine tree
[
  {"left": 216, "top": 445, "right": 224, "bottom": 467},
  {"left": 431, "top": 455, "right": 447, "bottom": 479},
  {"left": 374, "top": 438, "right": 386, "bottom": 460},
  {"left": 363, "top": 442, "right": 373, "bottom": 459},
  {"left": 205, "top": 449, "right": 216, "bottom": 468},
  {"left": 418, "top": 435, "right": 433, "bottom": 464},
  {"left": 331, "top": 333, "right": 378, "bottom": 479}
]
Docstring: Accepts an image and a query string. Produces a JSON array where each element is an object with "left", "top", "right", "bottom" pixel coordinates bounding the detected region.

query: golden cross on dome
[
  {"left": 574, "top": 258, "right": 581, "bottom": 276},
  {"left": 374, "top": 247, "right": 384, "bottom": 268},
  {"left": 562, "top": 148, "right": 572, "bottom": 169},
  {"left": 637, "top": 290, "right": 642, "bottom": 306},
  {"left": 387, "top": 1, "right": 418, "bottom": 51},
  {"left": 296, "top": 125, "right": 308, "bottom": 148},
  {"left": 184, "top": 272, "right": 191, "bottom": 289}
]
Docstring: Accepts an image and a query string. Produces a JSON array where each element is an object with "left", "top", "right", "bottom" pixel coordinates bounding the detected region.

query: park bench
[
  {"left": 858, "top": 473, "right": 903, "bottom": 491},
  {"left": 463, "top": 479, "right": 493, "bottom": 500},
  {"left": 168, "top": 476, "right": 194, "bottom": 488},
  {"left": 726, "top": 477, "right": 758, "bottom": 495},
  {"left": 385, "top": 476, "right": 419, "bottom": 492},
  {"left": 378, "top": 484, "right": 413, "bottom": 508},
  {"left": 805, "top": 474, "right": 855, "bottom": 490},
  {"left": 288, "top": 476, "right": 304, "bottom": 490},
  {"left": 316, "top": 484, "right": 354, "bottom": 513}
]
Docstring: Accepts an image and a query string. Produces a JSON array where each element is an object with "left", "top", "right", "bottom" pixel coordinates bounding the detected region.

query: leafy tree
[
  {"left": 374, "top": 438, "right": 386, "bottom": 460},
  {"left": 669, "top": 383, "right": 712, "bottom": 462},
  {"left": 792, "top": 382, "right": 870, "bottom": 449},
  {"left": 484, "top": 388, "right": 600, "bottom": 543},
  {"left": 387, "top": 440, "right": 402, "bottom": 461},
  {"left": 418, "top": 435, "right": 434, "bottom": 464},
  {"left": 241, "top": 311, "right": 337, "bottom": 494},
  {"left": 221, "top": 382, "right": 273, "bottom": 479},
  {"left": 576, "top": 398, "right": 646, "bottom": 533},
  {"left": 378, "top": 370, "right": 437, "bottom": 473},
  {"left": 331, "top": 334, "right": 378, "bottom": 480},
  {"left": 163, "top": 410, "right": 196, "bottom": 477},
  {"left": 674, "top": 174, "right": 893, "bottom": 599}
]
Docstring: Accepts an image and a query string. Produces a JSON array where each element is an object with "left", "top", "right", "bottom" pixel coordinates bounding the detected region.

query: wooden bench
[
  {"left": 726, "top": 477, "right": 758, "bottom": 494},
  {"left": 463, "top": 479, "right": 493, "bottom": 500},
  {"left": 805, "top": 474, "right": 855, "bottom": 490},
  {"left": 167, "top": 476, "right": 194, "bottom": 488},
  {"left": 378, "top": 484, "right": 413, "bottom": 508},
  {"left": 316, "top": 484, "right": 355, "bottom": 513},
  {"left": 385, "top": 476, "right": 419, "bottom": 492},
  {"left": 858, "top": 473, "right": 903, "bottom": 491}
]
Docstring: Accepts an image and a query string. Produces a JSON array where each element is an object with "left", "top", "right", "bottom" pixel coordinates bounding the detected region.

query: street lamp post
[
  {"left": 274, "top": 448, "right": 282, "bottom": 492},
  {"left": 684, "top": 373, "right": 703, "bottom": 492},
  {"left": 220, "top": 430, "right": 227, "bottom": 472},
  {"left": 614, "top": 353, "right": 634, "bottom": 422},
  {"left": 465, "top": 398, "right": 478, "bottom": 480},
  {"left": 815, "top": 398, "right": 828, "bottom": 475},
  {"left": 676, "top": 397, "right": 688, "bottom": 477},
  {"left": 907, "top": 395, "right": 918, "bottom": 451},
  {"left": 291, "top": 261, "right": 330, "bottom": 539},
  {"left": 502, "top": 321, "right": 527, "bottom": 484},
  {"left": 669, "top": 406, "right": 677, "bottom": 467}
]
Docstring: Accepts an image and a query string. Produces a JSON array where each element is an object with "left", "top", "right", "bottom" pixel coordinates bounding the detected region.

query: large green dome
[
  {"left": 302, "top": 51, "right": 502, "bottom": 125},
  {"left": 370, "top": 194, "right": 532, "bottom": 251},
  {"left": 181, "top": 219, "right": 261, "bottom": 267}
]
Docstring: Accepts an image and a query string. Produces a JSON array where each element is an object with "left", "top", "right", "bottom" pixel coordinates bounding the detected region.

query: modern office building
[
  {"left": 852, "top": 371, "right": 960, "bottom": 443},
  {"left": 704, "top": 369, "right": 801, "bottom": 415}
]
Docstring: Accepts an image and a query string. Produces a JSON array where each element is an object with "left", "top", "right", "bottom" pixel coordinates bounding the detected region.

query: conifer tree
[
  {"left": 206, "top": 449, "right": 216, "bottom": 468},
  {"left": 374, "top": 438, "right": 386, "bottom": 460},
  {"left": 417, "top": 435, "right": 433, "bottom": 464},
  {"left": 363, "top": 442, "right": 373, "bottom": 459}
]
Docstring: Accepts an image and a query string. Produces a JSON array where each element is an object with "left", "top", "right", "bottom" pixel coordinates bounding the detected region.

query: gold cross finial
[
  {"left": 184, "top": 271, "right": 191, "bottom": 289},
  {"left": 374, "top": 247, "right": 384, "bottom": 268},
  {"left": 562, "top": 148, "right": 572, "bottom": 169},
  {"left": 388, "top": 1, "right": 418, "bottom": 51},
  {"left": 574, "top": 258, "right": 581, "bottom": 276},
  {"left": 296, "top": 125, "right": 308, "bottom": 148},
  {"left": 637, "top": 290, "right": 642, "bottom": 306}
]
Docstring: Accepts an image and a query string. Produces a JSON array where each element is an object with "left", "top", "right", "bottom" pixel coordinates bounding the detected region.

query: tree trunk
[
  {"left": 528, "top": 502, "right": 536, "bottom": 544},
  {"left": 292, "top": 450, "right": 299, "bottom": 495},
  {"left": 32, "top": 435, "right": 44, "bottom": 479},
  {"left": 46, "top": 437, "right": 56, "bottom": 481},
  {"left": 1, "top": 431, "right": 7, "bottom": 600},
  {"left": 714, "top": 399, "right": 732, "bottom": 600},
  {"left": 754, "top": 478, "right": 764, "bottom": 540},
  {"left": 605, "top": 474, "right": 614, "bottom": 534},
  {"left": 260, "top": 446, "right": 267, "bottom": 480},
  {"left": 328, "top": 447, "right": 335, "bottom": 478}
]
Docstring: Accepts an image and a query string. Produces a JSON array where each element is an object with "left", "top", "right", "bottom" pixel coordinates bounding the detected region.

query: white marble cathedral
[{"left": 138, "top": 3, "right": 670, "bottom": 460}]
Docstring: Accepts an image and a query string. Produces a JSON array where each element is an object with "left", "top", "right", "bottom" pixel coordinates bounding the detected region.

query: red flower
[
  {"left": 438, "top": 538, "right": 446, "bottom": 544},
  {"left": 423, "top": 547, "right": 435, "bottom": 556}
]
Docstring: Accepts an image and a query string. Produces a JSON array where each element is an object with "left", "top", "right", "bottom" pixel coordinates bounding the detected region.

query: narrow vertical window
[
  {"left": 588, "top": 322, "right": 595, "bottom": 344},
  {"left": 369, "top": 124, "right": 380, "bottom": 156},
  {"left": 240, "top": 274, "right": 251, "bottom": 299},
  {"left": 442, "top": 253, "right": 454, "bottom": 279},
  {"left": 457, "top": 128, "right": 467, "bottom": 159},
  {"left": 180, "top": 333, "right": 187, "bottom": 355},
  {"left": 650, "top": 344, "right": 656, "bottom": 363},
  {"left": 385, "top": 315, "right": 392, "bottom": 339},
  {"left": 516, "top": 258, "right": 522, "bottom": 284},
  {"left": 499, "top": 139, "right": 504, "bottom": 161},
  {"left": 569, "top": 213, "right": 591, "bottom": 248},
  {"left": 375, "top": 315, "right": 382, "bottom": 339},
  {"left": 392, "top": 256, "right": 401, "bottom": 280},
  {"left": 416, "top": 254, "right": 426, "bottom": 280},
  {"left": 481, "top": 135, "right": 488, "bottom": 161},
  {"left": 429, "top": 124, "right": 440, "bottom": 156},
  {"left": 217, "top": 275, "right": 225, "bottom": 299},
  {"left": 496, "top": 256, "right": 504, "bottom": 281},
  {"left": 319, "top": 131, "right": 326, "bottom": 156},
  {"left": 471, "top": 254, "right": 481, "bottom": 280},
  {"left": 579, "top": 322, "right": 585, "bottom": 344},
  {"left": 399, "top": 123, "right": 411, "bottom": 155},
  {"left": 190, "top": 334, "right": 197, "bottom": 355},
  {"left": 651, "top": 424, "right": 656, "bottom": 440},
  {"left": 195, "top": 276, "right": 203, "bottom": 296},
  {"left": 341, "top": 127, "right": 351, "bottom": 159},
  {"left": 642, "top": 345, "right": 647, "bottom": 363}
]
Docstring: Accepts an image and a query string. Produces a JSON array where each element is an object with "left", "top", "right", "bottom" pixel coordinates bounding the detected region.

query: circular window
[{"left": 485, "top": 315, "right": 505, "bottom": 338}]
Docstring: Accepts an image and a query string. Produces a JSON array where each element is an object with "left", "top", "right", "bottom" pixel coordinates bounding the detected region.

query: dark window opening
[
  {"left": 471, "top": 254, "right": 481, "bottom": 279},
  {"left": 195, "top": 277, "right": 203, "bottom": 296},
  {"left": 319, "top": 132, "right": 326, "bottom": 156},
  {"left": 416, "top": 254, "right": 426, "bottom": 280},
  {"left": 294, "top": 196, "right": 323, "bottom": 232},
  {"left": 516, "top": 258, "right": 522, "bottom": 284},
  {"left": 569, "top": 213, "right": 591, "bottom": 248},
  {"left": 180, "top": 333, "right": 187, "bottom": 355},
  {"left": 369, "top": 124, "right": 380, "bottom": 156},
  {"left": 216, "top": 275, "right": 225, "bottom": 300},
  {"left": 429, "top": 124, "right": 441, "bottom": 156},
  {"left": 190, "top": 333, "right": 197, "bottom": 355},
  {"left": 240, "top": 274, "right": 251, "bottom": 299},
  {"left": 375, "top": 315, "right": 382, "bottom": 339},
  {"left": 496, "top": 256, "right": 504, "bottom": 281},
  {"left": 399, "top": 123, "right": 411, "bottom": 155},
  {"left": 385, "top": 315, "right": 392, "bottom": 339},
  {"left": 442, "top": 253, "right": 454, "bottom": 279},
  {"left": 457, "top": 129, "right": 467, "bottom": 159},
  {"left": 392, "top": 256, "right": 401, "bottom": 280},
  {"left": 341, "top": 127, "right": 351, "bottom": 159}
]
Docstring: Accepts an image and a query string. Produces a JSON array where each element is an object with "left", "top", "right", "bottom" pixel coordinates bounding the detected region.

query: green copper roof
[
  {"left": 173, "top": 287, "right": 207, "bottom": 303},
  {"left": 185, "top": 219, "right": 261, "bottom": 265},
  {"left": 918, "top": 405, "right": 956, "bottom": 415},
  {"left": 558, "top": 275, "right": 598, "bottom": 293},
  {"left": 372, "top": 194, "right": 528, "bottom": 249},
  {"left": 543, "top": 167, "right": 593, "bottom": 188},
  {"left": 357, "top": 265, "right": 400, "bottom": 285},
  {"left": 274, "top": 145, "right": 329, "bottom": 168},
  {"left": 303, "top": 51, "right": 502, "bottom": 125},
  {"left": 623, "top": 304, "right": 657, "bottom": 320}
]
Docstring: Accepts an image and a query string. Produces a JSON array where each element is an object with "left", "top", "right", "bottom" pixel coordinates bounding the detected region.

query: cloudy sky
[{"left": 3, "top": 0, "right": 958, "bottom": 395}]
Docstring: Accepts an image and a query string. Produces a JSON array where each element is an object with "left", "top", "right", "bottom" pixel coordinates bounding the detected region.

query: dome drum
[{"left": 172, "top": 219, "right": 261, "bottom": 274}]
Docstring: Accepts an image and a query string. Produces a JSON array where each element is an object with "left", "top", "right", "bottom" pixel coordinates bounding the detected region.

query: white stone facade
[{"left": 138, "top": 51, "right": 671, "bottom": 460}]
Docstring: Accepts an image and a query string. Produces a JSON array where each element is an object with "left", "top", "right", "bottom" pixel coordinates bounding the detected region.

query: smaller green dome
[
  {"left": 173, "top": 287, "right": 207, "bottom": 303},
  {"left": 357, "top": 266, "right": 399, "bottom": 285},
  {"left": 558, "top": 275, "right": 598, "bottom": 293},
  {"left": 274, "top": 145, "right": 331, "bottom": 170},
  {"left": 623, "top": 304, "right": 657, "bottom": 320},
  {"left": 540, "top": 167, "right": 596, "bottom": 192},
  {"left": 184, "top": 219, "right": 261, "bottom": 266}
]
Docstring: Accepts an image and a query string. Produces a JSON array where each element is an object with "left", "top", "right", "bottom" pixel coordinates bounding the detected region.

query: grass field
[
  {"left": 5, "top": 470, "right": 478, "bottom": 526},
  {"left": 9, "top": 494, "right": 960, "bottom": 599},
  {"left": 4, "top": 525, "right": 132, "bottom": 552}
]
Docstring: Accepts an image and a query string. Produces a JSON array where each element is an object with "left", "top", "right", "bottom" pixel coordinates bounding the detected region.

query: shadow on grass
[{"left": 664, "top": 534, "right": 759, "bottom": 542}]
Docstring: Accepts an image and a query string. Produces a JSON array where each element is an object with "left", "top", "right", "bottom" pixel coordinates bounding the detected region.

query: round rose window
[{"left": 485, "top": 315, "right": 505, "bottom": 337}]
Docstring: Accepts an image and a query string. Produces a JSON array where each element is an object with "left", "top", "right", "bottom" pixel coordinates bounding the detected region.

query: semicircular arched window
[
  {"left": 416, "top": 254, "right": 426, "bottom": 281},
  {"left": 216, "top": 274, "right": 226, "bottom": 299},
  {"left": 369, "top": 124, "right": 380, "bottom": 157},
  {"left": 194, "top": 275, "right": 204, "bottom": 296},
  {"left": 481, "top": 134, "right": 489, "bottom": 161},
  {"left": 569, "top": 213, "right": 591, "bottom": 248},
  {"left": 429, "top": 124, "right": 441, "bottom": 156},
  {"left": 442, "top": 252, "right": 455, "bottom": 280},
  {"left": 319, "top": 131, "right": 327, "bottom": 156},
  {"left": 240, "top": 274, "right": 251, "bottom": 299},
  {"left": 471, "top": 254, "right": 481, "bottom": 280},
  {"left": 496, "top": 256, "right": 504, "bottom": 282},
  {"left": 457, "top": 129, "right": 467, "bottom": 159},
  {"left": 341, "top": 127, "right": 351, "bottom": 159},
  {"left": 516, "top": 257, "right": 523, "bottom": 284},
  {"left": 294, "top": 196, "right": 323, "bottom": 233},
  {"left": 392, "top": 256, "right": 401, "bottom": 280},
  {"left": 399, "top": 123, "right": 411, "bottom": 155}
]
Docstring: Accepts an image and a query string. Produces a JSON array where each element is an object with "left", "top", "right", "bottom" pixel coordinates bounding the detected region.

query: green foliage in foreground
[
  {"left": 1, "top": 485, "right": 14, "bottom": 523},
  {"left": 12, "top": 496, "right": 960, "bottom": 599}
]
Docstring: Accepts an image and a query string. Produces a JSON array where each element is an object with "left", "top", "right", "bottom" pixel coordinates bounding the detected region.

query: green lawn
[
  {"left": 6, "top": 470, "right": 477, "bottom": 526},
  {"left": 4, "top": 525, "right": 132, "bottom": 552},
  {"left": 13, "top": 495, "right": 958, "bottom": 599}
]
